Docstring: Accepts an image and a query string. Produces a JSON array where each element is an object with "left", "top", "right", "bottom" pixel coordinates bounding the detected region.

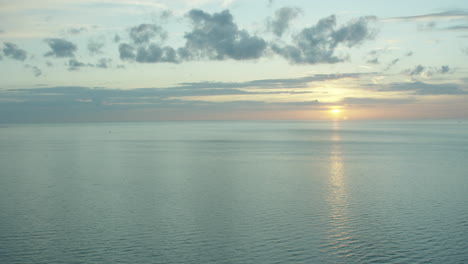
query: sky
[{"left": 1, "top": 0, "right": 467, "bottom": 122}]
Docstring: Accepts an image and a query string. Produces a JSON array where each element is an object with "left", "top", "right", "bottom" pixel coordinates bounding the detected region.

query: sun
[{"left": 330, "top": 109, "right": 341, "bottom": 115}]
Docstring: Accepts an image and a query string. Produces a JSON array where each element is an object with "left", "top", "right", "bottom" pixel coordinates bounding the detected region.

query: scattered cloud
[
  {"left": 403, "top": 65, "right": 452, "bottom": 77},
  {"left": 96, "top": 58, "right": 112, "bottom": 68},
  {"left": 129, "top": 24, "right": 167, "bottom": 44},
  {"left": 384, "top": 58, "right": 400, "bottom": 71},
  {"left": 67, "top": 27, "right": 87, "bottom": 35},
  {"left": 3, "top": 42, "right": 28, "bottom": 61},
  {"left": 271, "top": 15, "right": 377, "bottom": 64},
  {"left": 67, "top": 59, "right": 89, "bottom": 71},
  {"left": 44, "top": 38, "right": 77, "bottom": 58},
  {"left": 87, "top": 40, "right": 105, "bottom": 55},
  {"left": 367, "top": 58, "right": 379, "bottom": 64},
  {"left": 267, "top": 7, "right": 302, "bottom": 37},
  {"left": 24, "top": 64, "right": 42, "bottom": 77},
  {"left": 181, "top": 9, "right": 267, "bottom": 60},
  {"left": 119, "top": 43, "right": 135, "bottom": 60}
]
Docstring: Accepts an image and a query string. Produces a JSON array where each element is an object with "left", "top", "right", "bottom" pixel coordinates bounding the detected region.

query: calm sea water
[{"left": 0, "top": 120, "right": 467, "bottom": 263}]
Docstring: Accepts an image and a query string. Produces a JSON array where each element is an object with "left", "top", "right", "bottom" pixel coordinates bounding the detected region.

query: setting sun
[{"left": 331, "top": 109, "right": 341, "bottom": 115}]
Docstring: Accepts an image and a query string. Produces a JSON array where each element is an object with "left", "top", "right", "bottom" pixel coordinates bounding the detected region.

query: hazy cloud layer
[
  {"left": 385, "top": 10, "right": 468, "bottom": 21},
  {"left": 342, "top": 97, "right": 415, "bottom": 105},
  {"left": 268, "top": 7, "right": 302, "bottom": 37},
  {"left": 4, "top": 85, "right": 315, "bottom": 107},
  {"left": 44, "top": 38, "right": 77, "bottom": 58},
  {"left": 177, "top": 73, "right": 364, "bottom": 89},
  {"left": 377, "top": 81, "right": 467, "bottom": 95},
  {"left": 3, "top": 42, "right": 27, "bottom": 61},
  {"left": 271, "top": 15, "right": 376, "bottom": 64}
]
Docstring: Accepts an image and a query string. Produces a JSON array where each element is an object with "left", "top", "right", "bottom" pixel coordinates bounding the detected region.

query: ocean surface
[{"left": 0, "top": 120, "right": 467, "bottom": 263}]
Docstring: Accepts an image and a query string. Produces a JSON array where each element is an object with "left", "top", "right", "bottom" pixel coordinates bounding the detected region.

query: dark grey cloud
[
  {"left": 44, "top": 38, "right": 77, "bottom": 58},
  {"left": 87, "top": 40, "right": 104, "bottom": 55},
  {"left": 182, "top": 9, "right": 267, "bottom": 60},
  {"left": 114, "top": 34, "right": 121, "bottom": 43},
  {"left": 404, "top": 65, "right": 452, "bottom": 77},
  {"left": 24, "top": 64, "right": 42, "bottom": 77},
  {"left": 271, "top": 15, "right": 376, "bottom": 64},
  {"left": 136, "top": 44, "right": 178, "bottom": 63},
  {"left": 67, "top": 59, "right": 89, "bottom": 71},
  {"left": 385, "top": 10, "right": 468, "bottom": 21},
  {"left": 3, "top": 42, "right": 28, "bottom": 61},
  {"left": 119, "top": 43, "right": 135, "bottom": 60},
  {"left": 119, "top": 43, "right": 178, "bottom": 63},
  {"left": 376, "top": 81, "right": 467, "bottom": 95},
  {"left": 407, "top": 64, "right": 425, "bottom": 76},
  {"left": 129, "top": 24, "right": 167, "bottom": 44},
  {"left": 268, "top": 7, "right": 302, "bottom": 37}
]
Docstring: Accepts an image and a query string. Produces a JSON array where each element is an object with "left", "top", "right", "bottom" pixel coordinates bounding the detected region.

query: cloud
[
  {"left": 5, "top": 85, "right": 315, "bottom": 107},
  {"left": 385, "top": 10, "right": 468, "bottom": 21},
  {"left": 181, "top": 9, "right": 267, "bottom": 60},
  {"left": 114, "top": 34, "right": 121, "bottom": 43},
  {"left": 367, "top": 58, "right": 379, "bottom": 64},
  {"left": 129, "top": 24, "right": 167, "bottom": 44},
  {"left": 119, "top": 43, "right": 178, "bottom": 63},
  {"left": 342, "top": 97, "right": 415, "bottom": 105},
  {"left": 268, "top": 7, "right": 302, "bottom": 37},
  {"left": 3, "top": 42, "right": 27, "bottom": 61},
  {"left": 87, "top": 40, "right": 104, "bottom": 55},
  {"left": 96, "top": 58, "right": 112, "bottom": 68},
  {"left": 44, "top": 38, "right": 77, "bottom": 58},
  {"left": 177, "top": 72, "right": 364, "bottom": 89},
  {"left": 271, "top": 15, "right": 376, "bottom": 64},
  {"left": 403, "top": 65, "right": 452, "bottom": 77},
  {"left": 119, "top": 43, "right": 135, "bottom": 60},
  {"left": 136, "top": 44, "right": 178, "bottom": 63},
  {"left": 67, "top": 59, "right": 89, "bottom": 71},
  {"left": 24, "top": 64, "right": 42, "bottom": 77},
  {"left": 377, "top": 81, "right": 467, "bottom": 95},
  {"left": 67, "top": 27, "right": 86, "bottom": 35},
  {"left": 384, "top": 58, "right": 399, "bottom": 71},
  {"left": 442, "top": 25, "right": 468, "bottom": 31}
]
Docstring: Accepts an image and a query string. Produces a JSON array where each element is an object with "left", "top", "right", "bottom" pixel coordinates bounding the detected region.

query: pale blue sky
[{"left": 1, "top": 0, "right": 467, "bottom": 122}]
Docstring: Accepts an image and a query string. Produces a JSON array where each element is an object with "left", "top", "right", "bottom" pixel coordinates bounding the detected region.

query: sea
[{"left": 0, "top": 120, "right": 467, "bottom": 263}]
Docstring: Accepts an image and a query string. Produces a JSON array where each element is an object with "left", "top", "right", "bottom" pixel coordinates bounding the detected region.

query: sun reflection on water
[{"left": 324, "top": 121, "right": 355, "bottom": 258}]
